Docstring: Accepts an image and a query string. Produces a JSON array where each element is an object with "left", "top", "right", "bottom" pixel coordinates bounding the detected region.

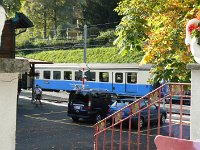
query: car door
[
  {"left": 140, "top": 100, "right": 157, "bottom": 121},
  {"left": 150, "top": 105, "right": 158, "bottom": 121}
]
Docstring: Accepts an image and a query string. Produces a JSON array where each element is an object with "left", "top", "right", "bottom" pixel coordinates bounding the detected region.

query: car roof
[
  {"left": 115, "top": 98, "right": 148, "bottom": 104},
  {"left": 117, "top": 94, "right": 141, "bottom": 98},
  {"left": 117, "top": 98, "right": 136, "bottom": 101}
]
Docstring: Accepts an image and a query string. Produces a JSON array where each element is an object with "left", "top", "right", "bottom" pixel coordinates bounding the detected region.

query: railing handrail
[
  {"left": 94, "top": 82, "right": 170, "bottom": 127},
  {"left": 94, "top": 82, "right": 191, "bottom": 150}
]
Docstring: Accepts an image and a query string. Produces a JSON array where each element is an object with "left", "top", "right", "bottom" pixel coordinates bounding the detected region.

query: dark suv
[{"left": 67, "top": 89, "right": 117, "bottom": 123}]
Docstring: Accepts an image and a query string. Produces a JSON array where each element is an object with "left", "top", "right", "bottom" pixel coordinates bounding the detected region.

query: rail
[{"left": 93, "top": 82, "right": 191, "bottom": 150}]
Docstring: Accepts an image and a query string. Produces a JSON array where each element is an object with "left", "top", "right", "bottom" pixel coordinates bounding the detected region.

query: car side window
[
  {"left": 99, "top": 93, "right": 107, "bottom": 100},
  {"left": 140, "top": 100, "right": 146, "bottom": 108},
  {"left": 124, "top": 102, "right": 129, "bottom": 105},
  {"left": 110, "top": 94, "right": 118, "bottom": 102},
  {"left": 150, "top": 105, "right": 157, "bottom": 110},
  {"left": 91, "top": 92, "right": 100, "bottom": 103}
]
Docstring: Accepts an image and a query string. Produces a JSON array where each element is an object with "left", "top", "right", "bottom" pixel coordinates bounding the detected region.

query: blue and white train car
[{"left": 35, "top": 63, "right": 153, "bottom": 96}]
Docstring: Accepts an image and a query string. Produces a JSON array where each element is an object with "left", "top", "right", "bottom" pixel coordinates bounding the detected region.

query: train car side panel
[{"left": 34, "top": 63, "right": 153, "bottom": 96}]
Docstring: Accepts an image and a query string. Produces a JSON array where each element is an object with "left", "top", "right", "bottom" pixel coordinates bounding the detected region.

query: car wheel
[
  {"left": 95, "top": 114, "right": 102, "bottom": 123},
  {"left": 139, "top": 117, "right": 144, "bottom": 128},
  {"left": 160, "top": 114, "right": 166, "bottom": 125},
  {"left": 72, "top": 117, "right": 79, "bottom": 122}
]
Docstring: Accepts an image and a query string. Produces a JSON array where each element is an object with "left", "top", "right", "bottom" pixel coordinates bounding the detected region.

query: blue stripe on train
[{"left": 35, "top": 79, "right": 153, "bottom": 96}]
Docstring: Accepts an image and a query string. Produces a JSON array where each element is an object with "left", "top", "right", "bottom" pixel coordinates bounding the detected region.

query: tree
[
  {"left": 1, "top": 0, "right": 22, "bottom": 17},
  {"left": 22, "top": 0, "right": 84, "bottom": 39},
  {"left": 115, "top": 0, "right": 198, "bottom": 84},
  {"left": 81, "top": 0, "right": 121, "bottom": 29}
]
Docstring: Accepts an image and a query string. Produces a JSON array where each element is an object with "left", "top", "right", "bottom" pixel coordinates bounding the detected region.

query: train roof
[{"left": 35, "top": 63, "right": 152, "bottom": 71}]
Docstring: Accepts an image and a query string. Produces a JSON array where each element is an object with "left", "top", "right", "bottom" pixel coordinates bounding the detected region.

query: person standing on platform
[{"left": 34, "top": 85, "right": 42, "bottom": 105}]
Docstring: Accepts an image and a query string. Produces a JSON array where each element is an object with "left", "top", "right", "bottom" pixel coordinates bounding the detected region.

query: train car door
[
  {"left": 124, "top": 72, "right": 138, "bottom": 94},
  {"left": 112, "top": 72, "right": 125, "bottom": 94}
]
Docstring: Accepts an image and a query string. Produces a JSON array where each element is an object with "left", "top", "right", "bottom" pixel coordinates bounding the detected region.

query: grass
[{"left": 17, "top": 47, "right": 144, "bottom": 63}]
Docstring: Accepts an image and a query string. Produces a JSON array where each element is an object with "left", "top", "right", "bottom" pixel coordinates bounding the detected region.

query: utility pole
[
  {"left": 82, "top": 24, "right": 87, "bottom": 89},
  {"left": 83, "top": 24, "right": 87, "bottom": 63}
]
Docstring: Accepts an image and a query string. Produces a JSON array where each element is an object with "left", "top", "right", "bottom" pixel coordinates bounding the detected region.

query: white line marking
[{"left": 19, "top": 95, "right": 68, "bottom": 107}]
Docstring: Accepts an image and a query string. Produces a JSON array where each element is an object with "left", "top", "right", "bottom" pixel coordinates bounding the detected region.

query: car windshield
[
  {"left": 111, "top": 99, "right": 147, "bottom": 108},
  {"left": 70, "top": 91, "right": 90, "bottom": 103},
  {"left": 111, "top": 99, "right": 133, "bottom": 107}
]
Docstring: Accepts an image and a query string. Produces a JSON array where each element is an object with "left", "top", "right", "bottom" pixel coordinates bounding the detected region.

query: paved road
[
  {"left": 16, "top": 97, "right": 95, "bottom": 150},
  {"left": 20, "top": 89, "right": 69, "bottom": 102},
  {"left": 16, "top": 91, "right": 190, "bottom": 150}
]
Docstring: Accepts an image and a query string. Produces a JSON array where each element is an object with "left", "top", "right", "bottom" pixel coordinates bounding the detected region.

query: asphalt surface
[
  {"left": 20, "top": 89, "right": 191, "bottom": 115},
  {"left": 16, "top": 90, "right": 190, "bottom": 150},
  {"left": 16, "top": 93, "right": 95, "bottom": 150}
]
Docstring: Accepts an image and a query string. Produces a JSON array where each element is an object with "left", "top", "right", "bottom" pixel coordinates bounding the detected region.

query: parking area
[
  {"left": 16, "top": 91, "right": 190, "bottom": 150},
  {"left": 16, "top": 96, "right": 95, "bottom": 150}
]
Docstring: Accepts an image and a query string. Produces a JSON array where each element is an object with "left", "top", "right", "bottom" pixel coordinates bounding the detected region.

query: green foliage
[
  {"left": 2, "top": 0, "right": 21, "bottom": 17},
  {"left": 114, "top": 0, "right": 195, "bottom": 84},
  {"left": 16, "top": 32, "right": 79, "bottom": 49},
  {"left": 97, "top": 30, "right": 116, "bottom": 43},
  {"left": 16, "top": 28, "right": 116, "bottom": 49},
  {"left": 16, "top": 32, "right": 33, "bottom": 48},
  {"left": 22, "top": 0, "right": 83, "bottom": 39},
  {"left": 86, "top": 30, "right": 116, "bottom": 47},
  {"left": 81, "top": 0, "right": 121, "bottom": 29},
  {"left": 17, "top": 47, "right": 144, "bottom": 63},
  {"left": 114, "top": 0, "right": 149, "bottom": 52},
  {"left": 191, "top": 28, "right": 200, "bottom": 38}
]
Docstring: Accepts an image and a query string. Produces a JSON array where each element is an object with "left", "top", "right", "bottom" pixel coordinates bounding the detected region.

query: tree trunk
[
  {"left": 53, "top": 0, "right": 57, "bottom": 37},
  {"left": 43, "top": 10, "right": 47, "bottom": 39}
]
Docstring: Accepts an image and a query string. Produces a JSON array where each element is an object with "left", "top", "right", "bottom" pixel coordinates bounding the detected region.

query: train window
[
  {"left": 75, "top": 71, "right": 82, "bottom": 81},
  {"left": 35, "top": 70, "right": 40, "bottom": 79},
  {"left": 127, "top": 72, "right": 137, "bottom": 83},
  {"left": 53, "top": 71, "right": 61, "bottom": 80},
  {"left": 115, "top": 73, "right": 123, "bottom": 83},
  {"left": 43, "top": 71, "right": 51, "bottom": 79},
  {"left": 64, "top": 71, "right": 72, "bottom": 80},
  {"left": 99, "top": 72, "right": 109, "bottom": 82},
  {"left": 86, "top": 72, "right": 96, "bottom": 81}
]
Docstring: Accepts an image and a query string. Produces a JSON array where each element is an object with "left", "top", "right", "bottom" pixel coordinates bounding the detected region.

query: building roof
[
  {"left": 11, "top": 12, "right": 34, "bottom": 29},
  {"left": 16, "top": 57, "right": 53, "bottom": 65}
]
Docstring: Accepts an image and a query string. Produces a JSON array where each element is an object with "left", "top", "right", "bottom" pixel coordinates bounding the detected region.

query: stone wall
[{"left": 0, "top": 58, "right": 29, "bottom": 150}]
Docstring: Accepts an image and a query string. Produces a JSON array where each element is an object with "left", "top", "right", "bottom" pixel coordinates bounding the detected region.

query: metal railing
[{"left": 94, "top": 82, "right": 191, "bottom": 150}]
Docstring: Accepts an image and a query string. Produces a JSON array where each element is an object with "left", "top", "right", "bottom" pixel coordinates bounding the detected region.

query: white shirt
[{"left": 35, "top": 87, "right": 42, "bottom": 95}]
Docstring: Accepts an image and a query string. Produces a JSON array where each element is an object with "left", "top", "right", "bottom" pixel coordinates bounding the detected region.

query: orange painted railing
[{"left": 94, "top": 83, "right": 191, "bottom": 150}]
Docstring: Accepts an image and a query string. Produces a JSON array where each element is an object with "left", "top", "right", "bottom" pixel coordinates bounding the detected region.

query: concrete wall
[
  {"left": 190, "top": 70, "right": 200, "bottom": 140},
  {"left": 187, "top": 64, "right": 200, "bottom": 140},
  {"left": 0, "top": 58, "right": 29, "bottom": 150},
  {"left": 0, "top": 73, "right": 18, "bottom": 150}
]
